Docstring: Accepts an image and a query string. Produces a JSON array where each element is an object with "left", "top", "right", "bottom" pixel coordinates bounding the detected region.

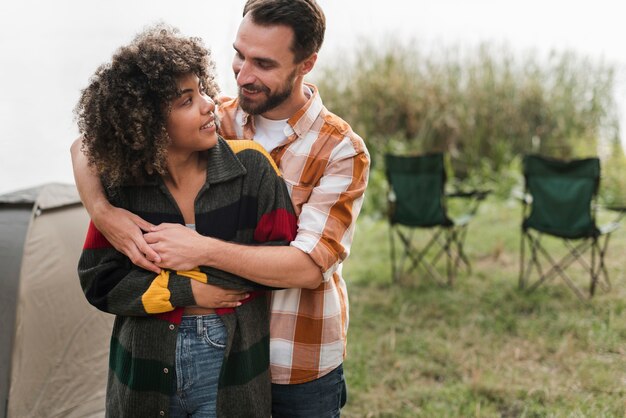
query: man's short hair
[{"left": 243, "top": 0, "right": 325, "bottom": 63}]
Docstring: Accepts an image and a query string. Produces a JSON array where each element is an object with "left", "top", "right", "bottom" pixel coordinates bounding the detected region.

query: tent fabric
[
  {"left": 1, "top": 183, "right": 112, "bottom": 418},
  {"left": 0, "top": 183, "right": 80, "bottom": 209},
  {"left": 0, "top": 208, "right": 31, "bottom": 418}
]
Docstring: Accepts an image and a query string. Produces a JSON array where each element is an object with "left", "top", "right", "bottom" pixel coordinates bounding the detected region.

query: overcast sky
[{"left": 1, "top": 0, "right": 624, "bottom": 194}]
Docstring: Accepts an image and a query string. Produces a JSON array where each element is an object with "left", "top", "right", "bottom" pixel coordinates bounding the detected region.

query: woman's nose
[{"left": 201, "top": 95, "right": 215, "bottom": 113}]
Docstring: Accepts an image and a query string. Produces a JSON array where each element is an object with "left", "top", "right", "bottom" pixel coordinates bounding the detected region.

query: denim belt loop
[{"left": 196, "top": 315, "right": 203, "bottom": 336}]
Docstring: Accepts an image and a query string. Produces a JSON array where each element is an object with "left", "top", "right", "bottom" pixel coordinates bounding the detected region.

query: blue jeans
[
  {"left": 271, "top": 364, "right": 347, "bottom": 418},
  {"left": 169, "top": 314, "right": 227, "bottom": 418}
]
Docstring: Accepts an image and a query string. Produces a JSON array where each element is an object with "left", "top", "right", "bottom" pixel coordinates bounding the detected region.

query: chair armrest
[
  {"left": 604, "top": 205, "right": 626, "bottom": 213},
  {"left": 602, "top": 205, "right": 626, "bottom": 223},
  {"left": 512, "top": 189, "right": 532, "bottom": 205},
  {"left": 446, "top": 189, "right": 491, "bottom": 221},
  {"left": 447, "top": 189, "right": 491, "bottom": 200}
]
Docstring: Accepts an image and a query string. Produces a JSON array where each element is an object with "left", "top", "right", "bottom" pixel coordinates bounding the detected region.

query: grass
[{"left": 341, "top": 198, "right": 626, "bottom": 417}]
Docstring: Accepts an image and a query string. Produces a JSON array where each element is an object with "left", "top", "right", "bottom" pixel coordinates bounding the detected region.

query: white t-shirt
[{"left": 253, "top": 115, "right": 289, "bottom": 153}]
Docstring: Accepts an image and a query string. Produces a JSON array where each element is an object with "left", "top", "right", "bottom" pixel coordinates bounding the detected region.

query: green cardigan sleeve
[{"left": 78, "top": 221, "right": 196, "bottom": 316}]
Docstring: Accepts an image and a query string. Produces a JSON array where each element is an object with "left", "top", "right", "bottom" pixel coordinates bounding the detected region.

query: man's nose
[{"left": 235, "top": 60, "right": 255, "bottom": 86}]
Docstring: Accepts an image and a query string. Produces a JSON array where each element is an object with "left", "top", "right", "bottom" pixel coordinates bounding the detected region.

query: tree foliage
[{"left": 314, "top": 39, "right": 623, "bottom": 213}]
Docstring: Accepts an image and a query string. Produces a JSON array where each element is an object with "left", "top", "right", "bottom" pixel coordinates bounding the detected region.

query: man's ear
[{"left": 299, "top": 53, "right": 318, "bottom": 76}]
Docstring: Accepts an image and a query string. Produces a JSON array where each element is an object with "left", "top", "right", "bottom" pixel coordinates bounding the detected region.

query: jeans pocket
[{"left": 202, "top": 318, "right": 227, "bottom": 349}]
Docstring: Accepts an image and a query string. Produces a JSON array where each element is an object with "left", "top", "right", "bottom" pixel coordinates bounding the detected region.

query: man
[{"left": 70, "top": 1, "right": 369, "bottom": 416}]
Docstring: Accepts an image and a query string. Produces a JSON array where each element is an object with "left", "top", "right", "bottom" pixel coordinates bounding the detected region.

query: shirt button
[
  {"left": 163, "top": 368, "right": 169, "bottom": 374},
  {"left": 169, "top": 324, "right": 175, "bottom": 330},
  {"left": 159, "top": 411, "right": 165, "bottom": 416}
]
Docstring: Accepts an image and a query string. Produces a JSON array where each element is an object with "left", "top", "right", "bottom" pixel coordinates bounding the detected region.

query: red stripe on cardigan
[
  {"left": 253, "top": 208, "right": 297, "bottom": 243},
  {"left": 83, "top": 221, "right": 112, "bottom": 249},
  {"left": 155, "top": 307, "right": 184, "bottom": 324}
]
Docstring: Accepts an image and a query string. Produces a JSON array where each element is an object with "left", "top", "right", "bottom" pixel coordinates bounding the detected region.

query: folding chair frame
[
  {"left": 389, "top": 220, "right": 471, "bottom": 286},
  {"left": 386, "top": 152, "right": 488, "bottom": 286},
  {"left": 518, "top": 155, "right": 620, "bottom": 300},
  {"left": 519, "top": 227, "right": 613, "bottom": 300}
]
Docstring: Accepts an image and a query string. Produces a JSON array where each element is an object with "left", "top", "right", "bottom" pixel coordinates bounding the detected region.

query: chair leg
[
  {"left": 526, "top": 234, "right": 591, "bottom": 301},
  {"left": 403, "top": 228, "right": 447, "bottom": 285},
  {"left": 597, "top": 234, "right": 612, "bottom": 292},
  {"left": 446, "top": 226, "right": 470, "bottom": 286},
  {"left": 390, "top": 224, "right": 475, "bottom": 287},
  {"left": 590, "top": 237, "right": 598, "bottom": 296},
  {"left": 589, "top": 234, "right": 612, "bottom": 295},
  {"left": 446, "top": 231, "right": 453, "bottom": 286},
  {"left": 389, "top": 223, "right": 397, "bottom": 282},
  {"left": 519, "top": 229, "right": 527, "bottom": 289},
  {"left": 454, "top": 227, "right": 471, "bottom": 272}
]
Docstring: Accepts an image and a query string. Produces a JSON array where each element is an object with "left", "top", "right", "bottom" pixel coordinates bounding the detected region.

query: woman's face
[{"left": 165, "top": 73, "right": 218, "bottom": 154}]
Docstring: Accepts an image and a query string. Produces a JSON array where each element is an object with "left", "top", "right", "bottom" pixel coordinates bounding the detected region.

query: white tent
[{"left": 0, "top": 183, "right": 113, "bottom": 418}]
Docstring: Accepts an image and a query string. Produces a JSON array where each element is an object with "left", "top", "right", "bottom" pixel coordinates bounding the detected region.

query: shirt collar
[
  {"left": 288, "top": 83, "right": 323, "bottom": 140},
  {"left": 143, "top": 136, "right": 246, "bottom": 188},
  {"left": 204, "top": 136, "right": 247, "bottom": 184}
]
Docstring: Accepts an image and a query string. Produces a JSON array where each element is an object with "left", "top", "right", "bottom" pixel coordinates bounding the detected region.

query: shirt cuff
[{"left": 290, "top": 237, "right": 339, "bottom": 282}]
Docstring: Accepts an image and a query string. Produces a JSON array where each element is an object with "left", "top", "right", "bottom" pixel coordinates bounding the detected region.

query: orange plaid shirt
[{"left": 218, "top": 83, "right": 370, "bottom": 384}]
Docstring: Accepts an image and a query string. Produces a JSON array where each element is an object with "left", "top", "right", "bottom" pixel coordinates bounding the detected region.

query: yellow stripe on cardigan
[
  {"left": 176, "top": 267, "right": 208, "bottom": 284},
  {"left": 226, "top": 139, "right": 281, "bottom": 177},
  {"left": 142, "top": 270, "right": 174, "bottom": 314},
  {"left": 142, "top": 268, "right": 208, "bottom": 313}
]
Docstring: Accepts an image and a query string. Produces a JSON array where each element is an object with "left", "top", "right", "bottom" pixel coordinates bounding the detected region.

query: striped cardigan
[{"left": 78, "top": 138, "right": 297, "bottom": 418}]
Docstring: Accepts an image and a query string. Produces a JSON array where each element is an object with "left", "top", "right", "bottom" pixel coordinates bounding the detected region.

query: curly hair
[{"left": 74, "top": 24, "right": 219, "bottom": 189}]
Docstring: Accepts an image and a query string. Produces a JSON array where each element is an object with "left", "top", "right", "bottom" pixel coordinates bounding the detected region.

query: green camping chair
[
  {"left": 385, "top": 153, "right": 489, "bottom": 285},
  {"left": 519, "top": 155, "right": 621, "bottom": 299}
]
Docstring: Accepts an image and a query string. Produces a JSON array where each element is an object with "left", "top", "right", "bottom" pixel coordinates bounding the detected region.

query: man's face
[{"left": 232, "top": 14, "right": 302, "bottom": 119}]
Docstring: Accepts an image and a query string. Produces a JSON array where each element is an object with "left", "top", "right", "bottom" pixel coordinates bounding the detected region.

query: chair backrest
[
  {"left": 523, "top": 154, "right": 600, "bottom": 238},
  {"left": 385, "top": 153, "right": 451, "bottom": 227}
]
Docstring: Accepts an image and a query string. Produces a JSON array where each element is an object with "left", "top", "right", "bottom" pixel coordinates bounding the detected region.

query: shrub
[{"left": 314, "top": 38, "right": 623, "bottom": 215}]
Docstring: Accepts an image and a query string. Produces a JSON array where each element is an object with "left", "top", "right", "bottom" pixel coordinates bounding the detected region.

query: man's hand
[
  {"left": 144, "top": 223, "right": 209, "bottom": 271},
  {"left": 92, "top": 203, "right": 161, "bottom": 273},
  {"left": 191, "top": 280, "right": 248, "bottom": 309}
]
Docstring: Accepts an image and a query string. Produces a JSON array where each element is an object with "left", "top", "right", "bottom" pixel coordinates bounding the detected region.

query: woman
[{"left": 75, "top": 24, "right": 296, "bottom": 418}]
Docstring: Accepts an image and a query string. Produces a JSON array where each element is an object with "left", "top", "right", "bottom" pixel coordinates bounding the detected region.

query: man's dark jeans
[{"left": 271, "top": 364, "right": 347, "bottom": 418}]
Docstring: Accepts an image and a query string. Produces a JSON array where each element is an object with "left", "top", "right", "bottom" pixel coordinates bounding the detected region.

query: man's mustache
[{"left": 240, "top": 83, "right": 271, "bottom": 95}]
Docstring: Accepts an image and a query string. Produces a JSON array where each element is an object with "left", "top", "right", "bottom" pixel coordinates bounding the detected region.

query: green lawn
[{"left": 341, "top": 198, "right": 626, "bottom": 417}]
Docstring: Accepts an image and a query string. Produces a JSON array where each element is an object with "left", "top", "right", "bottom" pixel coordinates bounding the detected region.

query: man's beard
[{"left": 238, "top": 70, "right": 297, "bottom": 115}]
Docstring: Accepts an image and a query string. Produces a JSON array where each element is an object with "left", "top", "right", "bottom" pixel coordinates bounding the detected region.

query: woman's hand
[
  {"left": 191, "top": 280, "right": 248, "bottom": 309},
  {"left": 92, "top": 203, "right": 161, "bottom": 273}
]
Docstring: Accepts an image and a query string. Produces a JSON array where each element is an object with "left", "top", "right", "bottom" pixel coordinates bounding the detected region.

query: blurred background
[
  {"left": 0, "top": 0, "right": 625, "bottom": 198},
  {"left": 2, "top": 2, "right": 626, "bottom": 416}
]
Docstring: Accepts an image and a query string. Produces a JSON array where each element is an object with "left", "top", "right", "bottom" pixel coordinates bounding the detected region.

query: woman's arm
[{"left": 79, "top": 221, "right": 200, "bottom": 316}]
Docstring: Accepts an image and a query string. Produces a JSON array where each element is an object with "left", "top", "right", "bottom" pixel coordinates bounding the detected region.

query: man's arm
[
  {"left": 145, "top": 141, "right": 323, "bottom": 289},
  {"left": 145, "top": 223, "right": 322, "bottom": 289},
  {"left": 70, "top": 137, "right": 161, "bottom": 273},
  {"left": 202, "top": 240, "right": 323, "bottom": 289},
  {"left": 145, "top": 139, "right": 369, "bottom": 290}
]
